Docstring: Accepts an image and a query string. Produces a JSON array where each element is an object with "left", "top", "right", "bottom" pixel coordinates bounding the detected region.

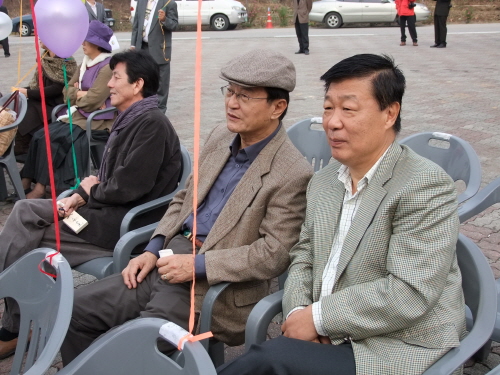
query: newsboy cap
[{"left": 219, "top": 49, "right": 296, "bottom": 92}]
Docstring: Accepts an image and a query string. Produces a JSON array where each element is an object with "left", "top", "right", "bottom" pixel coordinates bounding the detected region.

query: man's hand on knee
[
  {"left": 122, "top": 252, "right": 157, "bottom": 289},
  {"left": 157, "top": 254, "right": 194, "bottom": 283},
  {"left": 282, "top": 305, "right": 319, "bottom": 342}
]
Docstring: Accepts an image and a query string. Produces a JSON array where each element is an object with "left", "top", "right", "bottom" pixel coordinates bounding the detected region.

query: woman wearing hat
[
  {"left": 12, "top": 40, "right": 77, "bottom": 155},
  {"left": 21, "top": 20, "right": 116, "bottom": 199}
]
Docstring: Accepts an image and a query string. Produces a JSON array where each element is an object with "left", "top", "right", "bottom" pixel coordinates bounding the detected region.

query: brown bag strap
[{"left": 0, "top": 90, "right": 19, "bottom": 116}]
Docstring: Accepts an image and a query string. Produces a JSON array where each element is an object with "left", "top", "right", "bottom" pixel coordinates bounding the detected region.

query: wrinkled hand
[
  {"left": 122, "top": 252, "right": 158, "bottom": 289},
  {"left": 73, "top": 82, "right": 79, "bottom": 88},
  {"left": 158, "top": 9, "right": 166, "bottom": 22},
  {"left": 157, "top": 254, "right": 194, "bottom": 284},
  {"left": 282, "top": 305, "right": 318, "bottom": 342},
  {"left": 57, "top": 194, "right": 84, "bottom": 218},
  {"left": 130, "top": 46, "right": 136, "bottom": 50},
  {"left": 80, "top": 175, "right": 100, "bottom": 195},
  {"left": 99, "top": 103, "right": 107, "bottom": 110},
  {"left": 76, "top": 90, "right": 87, "bottom": 99},
  {"left": 13, "top": 87, "right": 27, "bottom": 96}
]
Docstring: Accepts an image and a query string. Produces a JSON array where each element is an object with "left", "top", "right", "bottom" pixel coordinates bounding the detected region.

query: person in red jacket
[{"left": 395, "top": 0, "right": 418, "bottom": 46}]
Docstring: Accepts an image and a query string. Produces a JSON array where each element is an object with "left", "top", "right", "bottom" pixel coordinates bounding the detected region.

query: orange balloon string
[
  {"left": 29, "top": 0, "right": 61, "bottom": 277},
  {"left": 178, "top": 0, "right": 213, "bottom": 348}
]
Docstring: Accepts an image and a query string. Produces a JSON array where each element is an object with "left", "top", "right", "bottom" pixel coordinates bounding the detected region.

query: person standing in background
[
  {"left": 131, "top": 0, "right": 178, "bottom": 112},
  {"left": 396, "top": 0, "right": 418, "bottom": 46},
  {"left": 293, "top": 0, "right": 312, "bottom": 55},
  {"left": 431, "top": 0, "right": 451, "bottom": 48},
  {"left": 85, "top": 0, "right": 106, "bottom": 23},
  {"left": 0, "top": 5, "right": 10, "bottom": 57}
]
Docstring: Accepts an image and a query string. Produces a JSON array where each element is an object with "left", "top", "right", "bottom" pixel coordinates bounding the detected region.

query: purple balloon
[
  {"left": 0, "top": 0, "right": 4, "bottom": 7},
  {"left": 35, "top": 0, "right": 89, "bottom": 58}
]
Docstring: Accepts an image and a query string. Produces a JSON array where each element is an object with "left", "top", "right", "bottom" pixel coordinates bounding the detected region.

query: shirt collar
[
  {"left": 337, "top": 146, "right": 390, "bottom": 195},
  {"left": 229, "top": 123, "right": 282, "bottom": 162}
]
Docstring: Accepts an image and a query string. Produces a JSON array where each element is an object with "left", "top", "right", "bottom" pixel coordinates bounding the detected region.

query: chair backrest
[
  {"left": 0, "top": 93, "right": 28, "bottom": 158},
  {"left": 57, "top": 318, "right": 216, "bottom": 375},
  {"left": 0, "top": 248, "right": 73, "bottom": 375},
  {"left": 423, "top": 234, "right": 497, "bottom": 374},
  {"left": 399, "top": 132, "right": 482, "bottom": 204},
  {"left": 287, "top": 117, "right": 331, "bottom": 172}
]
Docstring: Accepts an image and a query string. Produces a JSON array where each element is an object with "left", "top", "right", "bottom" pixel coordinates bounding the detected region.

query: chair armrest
[
  {"left": 0, "top": 123, "right": 19, "bottom": 133},
  {"left": 199, "top": 282, "right": 231, "bottom": 352},
  {"left": 458, "top": 177, "right": 500, "bottom": 223},
  {"left": 120, "top": 193, "right": 175, "bottom": 237},
  {"left": 86, "top": 107, "right": 117, "bottom": 141},
  {"left": 112, "top": 222, "right": 157, "bottom": 274},
  {"left": 51, "top": 103, "right": 66, "bottom": 123},
  {"left": 57, "top": 189, "right": 74, "bottom": 200},
  {"left": 244, "top": 290, "right": 284, "bottom": 350}
]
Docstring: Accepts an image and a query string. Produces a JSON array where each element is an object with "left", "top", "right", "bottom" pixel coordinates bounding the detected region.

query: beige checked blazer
[
  {"left": 154, "top": 124, "right": 313, "bottom": 345},
  {"left": 283, "top": 141, "right": 466, "bottom": 375},
  {"left": 293, "top": 0, "right": 313, "bottom": 23}
]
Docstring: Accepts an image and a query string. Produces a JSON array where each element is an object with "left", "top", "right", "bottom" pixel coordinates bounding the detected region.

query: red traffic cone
[{"left": 266, "top": 7, "right": 273, "bottom": 29}]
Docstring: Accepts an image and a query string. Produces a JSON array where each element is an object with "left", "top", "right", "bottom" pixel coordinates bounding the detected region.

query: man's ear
[
  {"left": 384, "top": 102, "right": 400, "bottom": 129},
  {"left": 271, "top": 99, "right": 288, "bottom": 120},
  {"left": 134, "top": 78, "right": 145, "bottom": 96}
]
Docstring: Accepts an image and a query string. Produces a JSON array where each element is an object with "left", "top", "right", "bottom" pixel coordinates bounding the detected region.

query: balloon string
[
  {"left": 29, "top": 0, "right": 61, "bottom": 276},
  {"left": 177, "top": 0, "right": 213, "bottom": 349},
  {"left": 16, "top": 0, "right": 22, "bottom": 84},
  {"left": 62, "top": 62, "right": 81, "bottom": 189}
]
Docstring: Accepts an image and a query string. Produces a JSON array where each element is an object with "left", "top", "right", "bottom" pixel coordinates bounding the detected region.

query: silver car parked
[{"left": 309, "top": 0, "right": 430, "bottom": 29}]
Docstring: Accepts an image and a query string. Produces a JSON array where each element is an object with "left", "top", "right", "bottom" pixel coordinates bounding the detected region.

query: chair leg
[
  {"left": 208, "top": 340, "right": 225, "bottom": 368},
  {"left": 473, "top": 339, "right": 491, "bottom": 362},
  {"left": 3, "top": 157, "right": 25, "bottom": 200},
  {"left": 0, "top": 170, "right": 8, "bottom": 201}
]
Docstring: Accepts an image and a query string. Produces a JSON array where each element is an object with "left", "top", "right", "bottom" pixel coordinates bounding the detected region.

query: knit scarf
[
  {"left": 98, "top": 95, "right": 159, "bottom": 182},
  {"left": 29, "top": 52, "right": 77, "bottom": 89}
]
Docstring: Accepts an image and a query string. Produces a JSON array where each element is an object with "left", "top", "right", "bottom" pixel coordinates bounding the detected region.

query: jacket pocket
[{"left": 233, "top": 281, "right": 268, "bottom": 307}]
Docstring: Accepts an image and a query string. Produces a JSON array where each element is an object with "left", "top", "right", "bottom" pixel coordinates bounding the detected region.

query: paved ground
[{"left": 0, "top": 23, "right": 499, "bottom": 373}]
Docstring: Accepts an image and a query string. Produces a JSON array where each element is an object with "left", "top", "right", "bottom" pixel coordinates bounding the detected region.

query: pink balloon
[{"left": 35, "top": 0, "right": 89, "bottom": 58}]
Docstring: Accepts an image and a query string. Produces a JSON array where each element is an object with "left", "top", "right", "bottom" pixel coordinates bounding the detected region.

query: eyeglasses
[{"left": 220, "top": 86, "right": 268, "bottom": 103}]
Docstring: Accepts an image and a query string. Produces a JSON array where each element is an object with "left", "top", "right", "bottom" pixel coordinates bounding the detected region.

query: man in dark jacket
[
  {"left": 0, "top": 5, "right": 10, "bottom": 57},
  {"left": 431, "top": 0, "right": 451, "bottom": 48},
  {"left": 0, "top": 50, "right": 182, "bottom": 359},
  {"left": 293, "top": 0, "right": 313, "bottom": 55}
]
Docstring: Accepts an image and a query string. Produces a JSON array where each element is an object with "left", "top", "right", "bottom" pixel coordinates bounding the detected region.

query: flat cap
[{"left": 220, "top": 49, "right": 296, "bottom": 92}]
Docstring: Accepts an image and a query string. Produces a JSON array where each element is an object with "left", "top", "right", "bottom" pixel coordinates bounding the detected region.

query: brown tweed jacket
[
  {"left": 293, "top": 0, "right": 313, "bottom": 23},
  {"left": 283, "top": 142, "right": 466, "bottom": 375},
  {"left": 154, "top": 124, "right": 313, "bottom": 345}
]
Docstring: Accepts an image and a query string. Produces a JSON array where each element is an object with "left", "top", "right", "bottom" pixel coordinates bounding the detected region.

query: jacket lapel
[
  {"left": 333, "top": 142, "right": 403, "bottom": 286},
  {"left": 314, "top": 166, "right": 345, "bottom": 279},
  {"left": 200, "top": 126, "right": 287, "bottom": 253}
]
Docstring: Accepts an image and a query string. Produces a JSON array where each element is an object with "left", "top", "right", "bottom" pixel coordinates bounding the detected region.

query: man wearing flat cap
[{"left": 60, "top": 49, "right": 314, "bottom": 363}]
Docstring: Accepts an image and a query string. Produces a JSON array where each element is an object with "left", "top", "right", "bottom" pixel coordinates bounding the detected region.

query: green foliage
[
  {"left": 464, "top": 7, "right": 474, "bottom": 23},
  {"left": 278, "top": 6, "right": 291, "bottom": 27}
]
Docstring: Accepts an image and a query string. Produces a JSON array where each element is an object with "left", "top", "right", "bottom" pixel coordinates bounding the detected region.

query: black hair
[
  {"left": 320, "top": 54, "right": 405, "bottom": 133},
  {"left": 97, "top": 46, "right": 110, "bottom": 53},
  {"left": 109, "top": 50, "right": 159, "bottom": 97},
  {"left": 264, "top": 87, "right": 290, "bottom": 121}
]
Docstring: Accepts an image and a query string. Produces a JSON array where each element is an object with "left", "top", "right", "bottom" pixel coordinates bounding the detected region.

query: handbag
[
  {"left": 408, "top": 1, "right": 416, "bottom": 8},
  {"left": 0, "top": 90, "right": 20, "bottom": 157}
]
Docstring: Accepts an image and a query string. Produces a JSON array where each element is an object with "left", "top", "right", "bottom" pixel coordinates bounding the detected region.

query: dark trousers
[
  {"left": 434, "top": 15, "right": 448, "bottom": 45},
  {"left": 217, "top": 336, "right": 356, "bottom": 375},
  {"left": 60, "top": 234, "right": 194, "bottom": 365},
  {"left": 0, "top": 37, "right": 9, "bottom": 56},
  {"left": 295, "top": 19, "right": 309, "bottom": 52},
  {"left": 399, "top": 15, "right": 417, "bottom": 43},
  {"left": 0, "top": 199, "right": 112, "bottom": 333}
]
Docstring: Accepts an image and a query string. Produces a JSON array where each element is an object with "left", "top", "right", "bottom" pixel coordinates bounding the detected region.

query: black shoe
[
  {"left": 430, "top": 44, "right": 439, "bottom": 48},
  {"left": 295, "top": 50, "right": 304, "bottom": 54},
  {"left": 304, "top": 50, "right": 309, "bottom": 55},
  {"left": 436, "top": 43, "right": 446, "bottom": 48},
  {"left": 4, "top": 54, "right": 10, "bottom": 57}
]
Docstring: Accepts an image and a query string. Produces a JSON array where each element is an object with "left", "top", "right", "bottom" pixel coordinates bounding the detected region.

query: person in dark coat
[
  {"left": 0, "top": 5, "right": 10, "bottom": 57},
  {"left": 85, "top": 0, "right": 105, "bottom": 23},
  {"left": 431, "top": 0, "right": 451, "bottom": 48},
  {"left": 0, "top": 49, "right": 182, "bottom": 361},
  {"left": 293, "top": 0, "right": 313, "bottom": 55},
  {"left": 12, "top": 40, "right": 77, "bottom": 155}
]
